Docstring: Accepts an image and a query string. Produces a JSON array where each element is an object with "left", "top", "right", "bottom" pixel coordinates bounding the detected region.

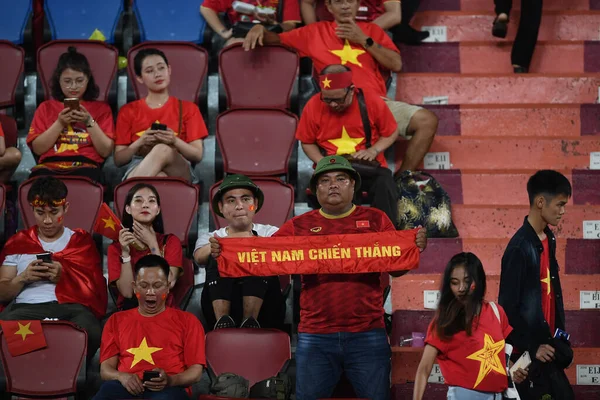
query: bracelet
[{"left": 120, "top": 255, "right": 131, "bottom": 264}]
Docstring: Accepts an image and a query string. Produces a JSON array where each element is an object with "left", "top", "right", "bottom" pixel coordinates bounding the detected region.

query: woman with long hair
[
  {"left": 107, "top": 183, "right": 182, "bottom": 310},
  {"left": 413, "top": 252, "right": 528, "bottom": 400},
  {"left": 27, "top": 46, "right": 114, "bottom": 181}
]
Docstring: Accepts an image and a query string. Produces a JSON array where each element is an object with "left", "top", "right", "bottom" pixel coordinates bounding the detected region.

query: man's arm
[
  {"left": 243, "top": 25, "right": 281, "bottom": 50},
  {"left": 168, "top": 365, "right": 204, "bottom": 387},
  {"left": 101, "top": 356, "right": 145, "bottom": 396},
  {"left": 301, "top": 0, "right": 317, "bottom": 24},
  {"left": 372, "top": 1, "right": 401, "bottom": 31},
  {"left": 0, "top": 265, "right": 23, "bottom": 302},
  {"left": 201, "top": 6, "right": 233, "bottom": 40},
  {"left": 301, "top": 143, "right": 324, "bottom": 164}
]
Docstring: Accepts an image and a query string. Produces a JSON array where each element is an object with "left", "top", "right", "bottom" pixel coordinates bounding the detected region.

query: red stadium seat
[
  {"left": 114, "top": 177, "right": 199, "bottom": 247},
  {"left": 0, "top": 184, "right": 5, "bottom": 218},
  {"left": 210, "top": 177, "right": 294, "bottom": 230},
  {"left": 18, "top": 176, "right": 104, "bottom": 232},
  {"left": 127, "top": 42, "right": 208, "bottom": 103},
  {"left": 217, "top": 109, "right": 297, "bottom": 177},
  {"left": 203, "top": 328, "right": 290, "bottom": 388},
  {"left": 172, "top": 257, "right": 195, "bottom": 310},
  {"left": 0, "top": 114, "right": 18, "bottom": 148},
  {"left": 219, "top": 44, "right": 298, "bottom": 109},
  {"left": 37, "top": 40, "right": 118, "bottom": 103},
  {"left": 0, "top": 321, "right": 86, "bottom": 398},
  {"left": 0, "top": 41, "right": 24, "bottom": 108}
]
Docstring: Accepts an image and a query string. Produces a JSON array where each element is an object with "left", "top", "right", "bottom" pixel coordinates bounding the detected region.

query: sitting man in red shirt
[
  {"left": 244, "top": 0, "right": 437, "bottom": 173},
  {"left": 0, "top": 176, "right": 107, "bottom": 361},
  {"left": 0, "top": 122, "right": 21, "bottom": 183},
  {"left": 298, "top": 65, "right": 399, "bottom": 225},
  {"left": 94, "top": 255, "right": 205, "bottom": 400},
  {"left": 201, "top": 0, "right": 301, "bottom": 45}
]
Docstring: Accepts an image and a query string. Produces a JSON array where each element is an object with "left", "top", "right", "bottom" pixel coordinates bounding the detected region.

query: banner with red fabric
[
  {"left": 93, "top": 203, "right": 121, "bottom": 242},
  {"left": 0, "top": 320, "right": 47, "bottom": 356},
  {"left": 216, "top": 229, "right": 420, "bottom": 277}
]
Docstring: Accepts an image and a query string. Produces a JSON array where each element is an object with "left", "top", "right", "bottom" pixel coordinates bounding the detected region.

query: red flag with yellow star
[
  {"left": 0, "top": 320, "right": 47, "bottom": 356},
  {"left": 94, "top": 203, "right": 121, "bottom": 242}
]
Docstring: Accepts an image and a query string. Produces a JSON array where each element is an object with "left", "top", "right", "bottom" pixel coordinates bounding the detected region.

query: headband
[{"left": 319, "top": 71, "right": 353, "bottom": 90}]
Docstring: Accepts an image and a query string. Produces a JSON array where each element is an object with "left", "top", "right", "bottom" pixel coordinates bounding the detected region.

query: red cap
[{"left": 319, "top": 71, "right": 353, "bottom": 90}]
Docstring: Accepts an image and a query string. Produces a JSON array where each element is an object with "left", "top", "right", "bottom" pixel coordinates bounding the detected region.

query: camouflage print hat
[
  {"left": 212, "top": 174, "right": 264, "bottom": 218},
  {"left": 309, "top": 155, "right": 362, "bottom": 194}
]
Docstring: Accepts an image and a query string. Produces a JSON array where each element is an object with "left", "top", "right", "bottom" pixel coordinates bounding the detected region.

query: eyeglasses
[
  {"left": 321, "top": 88, "right": 351, "bottom": 105},
  {"left": 60, "top": 78, "right": 88, "bottom": 88}
]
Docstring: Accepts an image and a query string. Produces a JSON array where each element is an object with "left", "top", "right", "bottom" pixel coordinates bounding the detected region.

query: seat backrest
[
  {"left": 205, "top": 328, "right": 290, "bottom": 387},
  {"left": 171, "top": 257, "right": 195, "bottom": 310},
  {"left": 210, "top": 178, "right": 294, "bottom": 230},
  {"left": 0, "top": 115, "right": 18, "bottom": 148},
  {"left": 37, "top": 40, "right": 118, "bottom": 103},
  {"left": 0, "top": 184, "right": 5, "bottom": 217},
  {"left": 128, "top": 42, "right": 208, "bottom": 103},
  {"left": 18, "top": 176, "right": 104, "bottom": 232},
  {"left": 0, "top": 41, "right": 24, "bottom": 108},
  {"left": 114, "top": 177, "right": 199, "bottom": 246},
  {"left": 220, "top": 44, "right": 298, "bottom": 109},
  {"left": 315, "top": 0, "right": 334, "bottom": 22},
  {"left": 0, "top": 1, "right": 32, "bottom": 44},
  {"left": 133, "top": 0, "right": 207, "bottom": 44},
  {"left": 0, "top": 321, "right": 86, "bottom": 397},
  {"left": 44, "top": 0, "right": 123, "bottom": 43},
  {"left": 217, "top": 109, "right": 297, "bottom": 177}
]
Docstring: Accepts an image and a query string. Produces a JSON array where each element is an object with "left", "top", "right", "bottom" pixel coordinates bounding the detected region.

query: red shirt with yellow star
[
  {"left": 100, "top": 307, "right": 206, "bottom": 394},
  {"left": 279, "top": 21, "right": 399, "bottom": 97},
  {"left": 27, "top": 99, "right": 114, "bottom": 164},
  {"left": 540, "top": 238, "right": 555, "bottom": 333},
  {"left": 115, "top": 97, "right": 208, "bottom": 146},
  {"left": 297, "top": 89, "right": 396, "bottom": 166},
  {"left": 425, "top": 302, "right": 513, "bottom": 393}
]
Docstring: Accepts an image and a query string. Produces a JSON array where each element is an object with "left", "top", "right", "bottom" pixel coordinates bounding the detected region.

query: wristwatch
[
  {"left": 86, "top": 118, "right": 96, "bottom": 128},
  {"left": 364, "top": 37, "right": 374, "bottom": 49},
  {"left": 120, "top": 255, "right": 131, "bottom": 264}
]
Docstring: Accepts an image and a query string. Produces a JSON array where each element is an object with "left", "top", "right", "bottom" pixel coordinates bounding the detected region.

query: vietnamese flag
[
  {"left": 0, "top": 320, "right": 47, "bottom": 356},
  {"left": 94, "top": 203, "right": 121, "bottom": 242}
]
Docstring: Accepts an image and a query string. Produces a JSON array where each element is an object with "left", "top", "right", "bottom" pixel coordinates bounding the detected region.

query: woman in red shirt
[
  {"left": 413, "top": 252, "right": 528, "bottom": 400},
  {"left": 114, "top": 48, "right": 208, "bottom": 183},
  {"left": 27, "top": 47, "right": 114, "bottom": 182},
  {"left": 107, "top": 183, "right": 183, "bottom": 310}
]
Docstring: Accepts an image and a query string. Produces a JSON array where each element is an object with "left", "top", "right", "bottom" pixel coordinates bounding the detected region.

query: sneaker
[
  {"left": 214, "top": 315, "right": 236, "bottom": 330},
  {"left": 240, "top": 317, "right": 261, "bottom": 329}
]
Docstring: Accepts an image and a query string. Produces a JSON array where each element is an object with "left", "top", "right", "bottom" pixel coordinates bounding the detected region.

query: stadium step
[
  {"left": 411, "top": 11, "right": 600, "bottom": 42},
  {"left": 418, "top": 0, "right": 594, "bottom": 12},
  {"left": 399, "top": 41, "right": 600, "bottom": 74},
  {"left": 395, "top": 73, "right": 600, "bottom": 104}
]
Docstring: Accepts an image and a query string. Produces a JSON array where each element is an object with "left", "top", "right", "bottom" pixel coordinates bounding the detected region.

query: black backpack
[
  {"left": 249, "top": 373, "right": 292, "bottom": 400},
  {"left": 210, "top": 373, "right": 249, "bottom": 398}
]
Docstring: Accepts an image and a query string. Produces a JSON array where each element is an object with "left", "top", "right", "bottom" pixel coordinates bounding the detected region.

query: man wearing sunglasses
[{"left": 297, "top": 65, "right": 399, "bottom": 225}]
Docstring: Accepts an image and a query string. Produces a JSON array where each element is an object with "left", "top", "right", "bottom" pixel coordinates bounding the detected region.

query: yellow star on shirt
[
  {"left": 126, "top": 337, "right": 163, "bottom": 368},
  {"left": 102, "top": 217, "right": 117, "bottom": 231},
  {"left": 541, "top": 267, "right": 551, "bottom": 296},
  {"left": 322, "top": 77, "right": 332, "bottom": 88},
  {"left": 330, "top": 40, "right": 366, "bottom": 67},
  {"left": 466, "top": 333, "right": 506, "bottom": 389},
  {"left": 328, "top": 126, "right": 364, "bottom": 155},
  {"left": 14, "top": 322, "right": 34, "bottom": 341}
]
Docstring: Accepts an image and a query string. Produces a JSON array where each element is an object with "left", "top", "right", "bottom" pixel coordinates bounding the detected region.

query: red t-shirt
[
  {"left": 115, "top": 97, "right": 208, "bottom": 146},
  {"left": 279, "top": 21, "right": 398, "bottom": 97},
  {"left": 297, "top": 89, "right": 396, "bottom": 167},
  {"left": 100, "top": 307, "right": 206, "bottom": 395},
  {"left": 27, "top": 99, "right": 114, "bottom": 164},
  {"left": 274, "top": 205, "right": 394, "bottom": 334},
  {"left": 203, "top": 0, "right": 301, "bottom": 24},
  {"left": 0, "top": 124, "right": 4, "bottom": 137},
  {"left": 315, "top": 0, "right": 399, "bottom": 22},
  {"left": 107, "top": 233, "right": 182, "bottom": 309},
  {"left": 426, "top": 302, "right": 513, "bottom": 393},
  {"left": 540, "top": 238, "right": 555, "bottom": 333}
]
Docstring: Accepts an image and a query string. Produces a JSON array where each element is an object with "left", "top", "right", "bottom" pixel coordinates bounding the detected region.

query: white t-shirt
[
  {"left": 2, "top": 228, "right": 75, "bottom": 304},
  {"left": 194, "top": 223, "right": 279, "bottom": 256}
]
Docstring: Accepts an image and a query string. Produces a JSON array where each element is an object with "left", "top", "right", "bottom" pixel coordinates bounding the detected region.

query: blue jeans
[
  {"left": 92, "top": 380, "right": 190, "bottom": 400},
  {"left": 447, "top": 386, "right": 503, "bottom": 400},
  {"left": 296, "top": 328, "right": 391, "bottom": 400}
]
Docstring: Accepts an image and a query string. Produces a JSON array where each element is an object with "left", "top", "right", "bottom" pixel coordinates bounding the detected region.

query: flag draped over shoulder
[
  {"left": 93, "top": 203, "right": 121, "bottom": 242},
  {"left": 216, "top": 229, "right": 420, "bottom": 277},
  {"left": 0, "top": 320, "right": 47, "bottom": 356}
]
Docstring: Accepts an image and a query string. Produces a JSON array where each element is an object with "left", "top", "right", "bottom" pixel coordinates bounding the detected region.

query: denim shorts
[{"left": 447, "top": 386, "right": 503, "bottom": 400}]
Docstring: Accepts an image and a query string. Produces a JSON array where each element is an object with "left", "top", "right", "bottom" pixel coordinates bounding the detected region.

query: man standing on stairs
[
  {"left": 243, "top": 0, "right": 438, "bottom": 172},
  {"left": 499, "top": 170, "right": 575, "bottom": 400}
]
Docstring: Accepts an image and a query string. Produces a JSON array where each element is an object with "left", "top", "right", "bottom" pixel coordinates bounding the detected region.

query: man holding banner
[{"left": 211, "top": 156, "right": 426, "bottom": 400}]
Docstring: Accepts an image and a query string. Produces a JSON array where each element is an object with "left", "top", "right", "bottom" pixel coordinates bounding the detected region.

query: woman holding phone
[
  {"left": 413, "top": 252, "right": 529, "bottom": 400},
  {"left": 27, "top": 47, "right": 114, "bottom": 181},
  {"left": 114, "top": 48, "right": 207, "bottom": 183},
  {"left": 107, "top": 183, "right": 182, "bottom": 310}
]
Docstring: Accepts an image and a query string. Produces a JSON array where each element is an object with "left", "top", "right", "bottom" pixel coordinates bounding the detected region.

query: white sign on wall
[
  {"left": 428, "top": 364, "right": 445, "bottom": 384},
  {"left": 590, "top": 152, "right": 600, "bottom": 170},
  {"left": 423, "top": 96, "right": 449, "bottom": 105},
  {"left": 580, "top": 291, "right": 600, "bottom": 309},
  {"left": 421, "top": 26, "right": 447, "bottom": 42},
  {"left": 424, "top": 290, "right": 441, "bottom": 310},
  {"left": 583, "top": 221, "right": 600, "bottom": 239},
  {"left": 424, "top": 152, "right": 451, "bottom": 170},
  {"left": 577, "top": 365, "right": 600, "bottom": 385}
]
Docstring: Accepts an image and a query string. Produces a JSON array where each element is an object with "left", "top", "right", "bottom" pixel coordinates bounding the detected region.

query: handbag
[{"left": 490, "top": 302, "right": 521, "bottom": 400}]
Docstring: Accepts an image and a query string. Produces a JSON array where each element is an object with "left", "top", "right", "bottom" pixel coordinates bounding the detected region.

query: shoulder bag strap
[
  {"left": 178, "top": 99, "right": 183, "bottom": 136},
  {"left": 489, "top": 301, "right": 501, "bottom": 323},
  {"left": 356, "top": 89, "right": 372, "bottom": 148}
]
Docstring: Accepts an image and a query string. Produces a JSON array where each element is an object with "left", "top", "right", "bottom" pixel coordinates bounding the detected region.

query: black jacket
[{"left": 498, "top": 217, "right": 566, "bottom": 357}]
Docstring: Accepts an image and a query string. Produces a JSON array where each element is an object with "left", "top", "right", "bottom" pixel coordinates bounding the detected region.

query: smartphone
[
  {"left": 509, "top": 351, "right": 532, "bottom": 375},
  {"left": 151, "top": 123, "right": 167, "bottom": 131},
  {"left": 36, "top": 252, "right": 52, "bottom": 263},
  {"left": 64, "top": 98, "right": 80, "bottom": 111},
  {"left": 143, "top": 370, "right": 160, "bottom": 382}
]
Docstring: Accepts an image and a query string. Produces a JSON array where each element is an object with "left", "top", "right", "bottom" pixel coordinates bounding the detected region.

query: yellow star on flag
[
  {"left": 15, "top": 322, "right": 34, "bottom": 341},
  {"left": 541, "top": 267, "right": 551, "bottom": 296},
  {"left": 126, "top": 337, "right": 163, "bottom": 368},
  {"left": 103, "top": 217, "right": 117, "bottom": 231},
  {"left": 330, "top": 40, "right": 366, "bottom": 67},
  {"left": 466, "top": 333, "right": 506, "bottom": 389},
  {"left": 322, "top": 77, "right": 332, "bottom": 88},
  {"left": 328, "top": 126, "right": 364, "bottom": 155}
]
